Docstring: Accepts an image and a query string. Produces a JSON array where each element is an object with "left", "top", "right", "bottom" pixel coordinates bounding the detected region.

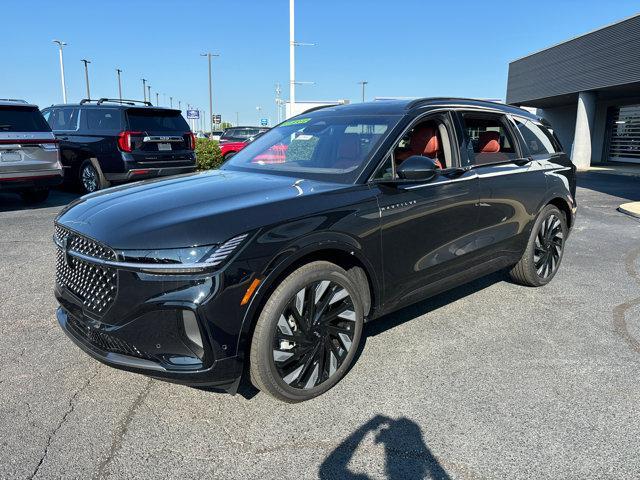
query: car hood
[{"left": 57, "top": 169, "right": 347, "bottom": 249}]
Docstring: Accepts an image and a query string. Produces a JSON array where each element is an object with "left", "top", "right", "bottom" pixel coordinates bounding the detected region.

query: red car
[{"left": 219, "top": 126, "right": 269, "bottom": 159}]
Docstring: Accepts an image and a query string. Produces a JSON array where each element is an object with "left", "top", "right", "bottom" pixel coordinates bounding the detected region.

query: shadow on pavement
[
  {"left": 319, "top": 414, "right": 450, "bottom": 480},
  {"left": 0, "top": 187, "right": 80, "bottom": 212},
  {"left": 577, "top": 172, "right": 640, "bottom": 202}
]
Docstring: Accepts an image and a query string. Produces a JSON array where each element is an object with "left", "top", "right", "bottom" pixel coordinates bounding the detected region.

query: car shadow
[
  {"left": 0, "top": 187, "right": 80, "bottom": 212},
  {"left": 319, "top": 414, "right": 451, "bottom": 480},
  {"left": 577, "top": 172, "right": 640, "bottom": 202}
]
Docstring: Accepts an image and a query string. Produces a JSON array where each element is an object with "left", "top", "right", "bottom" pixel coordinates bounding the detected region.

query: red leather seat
[
  {"left": 475, "top": 131, "right": 508, "bottom": 164},
  {"left": 396, "top": 125, "right": 443, "bottom": 168}
]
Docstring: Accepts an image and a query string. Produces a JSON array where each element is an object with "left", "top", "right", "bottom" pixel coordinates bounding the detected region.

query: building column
[{"left": 571, "top": 91, "right": 596, "bottom": 171}]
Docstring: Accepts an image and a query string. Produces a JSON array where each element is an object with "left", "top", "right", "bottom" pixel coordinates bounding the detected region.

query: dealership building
[{"left": 506, "top": 14, "right": 640, "bottom": 170}]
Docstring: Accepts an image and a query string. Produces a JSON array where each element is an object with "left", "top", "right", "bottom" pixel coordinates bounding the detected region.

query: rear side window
[
  {"left": 86, "top": 108, "right": 121, "bottom": 131},
  {"left": 49, "top": 107, "right": 80, "bottom": 131},
  {"left": 126, "top": 109, "right": 189, "bottom": 132},
  {"left": 0, "top": 106, "right": 51, "bottom": 132},
  {"left": 513, "top": 118, "right": 556, "bottom": 156},
  {"left": 221, "top": 128, "right": 260, "bottom": 141},
  {"left": 461, "top": 114, "right": 518, "bottom": 166}
]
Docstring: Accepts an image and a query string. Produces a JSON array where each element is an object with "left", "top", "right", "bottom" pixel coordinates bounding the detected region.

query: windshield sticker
[{"left": 281, "top": 118, "right": 311, "bottom": 127}]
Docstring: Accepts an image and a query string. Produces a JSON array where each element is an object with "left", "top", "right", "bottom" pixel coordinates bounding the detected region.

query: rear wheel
[
  {"left": 79, "top": 161, "right": 100, "bottom": 194},
  {"left": 250, "top": 261, "right": 364, "bottom": 402},
  {"left": 20, "top": 188, "right": 49, "bottom": 204},
  {"left": 509, "top": 205, "right": 567, "bottom": 286}
]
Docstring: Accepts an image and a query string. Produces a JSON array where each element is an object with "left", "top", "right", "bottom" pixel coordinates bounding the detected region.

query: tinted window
[
  {"left": 50, "top": 107, "right": 80, "bottom": 131},
  {"left": 222, "top": 113, "right": 399, "bottom": 183},
  {"left": 513, "top": 118, "right": 556, "bottom": 156},
  {"left": 461, "top": 114, "right": 518, "bottom": 166},
  {"left": 221, "top": 128, "right": 261, "bottom": 141},
  {"left": 86, "top": 108, "right": 122, "bottom": 131},
  {"left": 0, "top": 106, "right": 51, "bottom": 132},
  {"left": 126, "top": 109, "right": 189, "bottom": 132}
]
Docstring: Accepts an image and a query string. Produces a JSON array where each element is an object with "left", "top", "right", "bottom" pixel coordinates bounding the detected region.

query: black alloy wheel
[
  {"left": 250, "top": 261, "right": 364, "bottom": 402},
  {"left": 534, "top": 213, "right": 564, "bottom": 279},
  {"left": 272, "top": 280, "right": 356, "bottom": 389}
]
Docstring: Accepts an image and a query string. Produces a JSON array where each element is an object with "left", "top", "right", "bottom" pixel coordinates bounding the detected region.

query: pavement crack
[
  {"left": 28, "top": 365, "right": 100, "bottom": 479},
  {"left": 613, "top": 246, "right": 640, "bottom": 355},
  {"left": 96, "top": 378, "right": 153, "bottom": 480}
]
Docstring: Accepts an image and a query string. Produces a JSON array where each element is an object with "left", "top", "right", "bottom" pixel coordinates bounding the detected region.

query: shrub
[{"left": 195, "top": 138, "right": 223, "bottom": 171}]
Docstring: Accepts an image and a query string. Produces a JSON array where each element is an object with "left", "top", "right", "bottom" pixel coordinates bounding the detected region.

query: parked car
[
  {"left": 210, "top": 130, "right": 224, "bottom": 141},
  {"left": 219, "top": 126, "right": 269, "bottom": 159},
  {"left": 54, "top": 98, "right": 576, "bottom": 402},
  {"left": 41, "top": 98, "right": 196, "bottom": 194},
  {"left": 0, "top": 100, "right": 62, "bottom": 203}
]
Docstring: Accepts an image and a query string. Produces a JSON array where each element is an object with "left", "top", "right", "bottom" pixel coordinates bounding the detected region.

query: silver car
[{"left": 0, "top": 100, "right": 63, "bottom": 203}]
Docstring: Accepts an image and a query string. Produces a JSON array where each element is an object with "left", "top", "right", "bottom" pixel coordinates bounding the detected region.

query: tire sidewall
[{"left": 254, "top": 264, "right": 364, "bottom": 402}]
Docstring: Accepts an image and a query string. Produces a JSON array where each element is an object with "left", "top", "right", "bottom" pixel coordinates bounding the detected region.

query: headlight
[{"left": 117, "top": 233, "right": 249, "bottom": 273}]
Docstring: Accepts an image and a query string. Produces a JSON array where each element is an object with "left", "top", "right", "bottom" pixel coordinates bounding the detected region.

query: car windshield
[
  {"left": 221, "top": 113, "right": 400, "bottom": 183},
  {"left": 0, "top": 106, "right": 51, "bottom": 132}
]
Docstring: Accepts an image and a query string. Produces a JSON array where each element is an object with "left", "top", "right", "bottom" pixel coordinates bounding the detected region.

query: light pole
[
  {"left": 81, "top": 59, "right": 91, "bottom": 100},
  {"left": 358, "top": 80, "right": 368, "bottom": 102},
  {"left": 170, "top": 96, "right": 173, "bottom": 108},
  {"left": 156, "top": 92, "right": 159, "bottom": 106},
  {"left": 256, "top": 106, "right": 262, "bottom": 125},
  {"left": 52, "top": 40, "right": 68, "bottom": 103},
  {"left": 147, "top": 85, "right": 151, "bottom": 104},
  {"left": 141, "top": 78, "right": 147, "bottom": 102},
  {"left": 116, "top": 68, "right": 123, "bottom": 101},
  {"left": 200, "top": 52, "right": 220, "bottom": 135},
  {"left": 178, "top": 100, "right": 181, "bottom": 111},
  {"left": 288, "top": 0, "right": 315, "bottom": 118},
  {"left": 236, "top": 112, "right": 239, "bottom": 126}
]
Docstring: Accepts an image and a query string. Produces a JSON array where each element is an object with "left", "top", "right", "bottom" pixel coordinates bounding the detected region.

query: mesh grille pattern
[
  {"left": 66, "top": 314, "right": 153, "bottom": 360},
  {"left": 55, "top": 225, "right": 118, "bottom": 316}
]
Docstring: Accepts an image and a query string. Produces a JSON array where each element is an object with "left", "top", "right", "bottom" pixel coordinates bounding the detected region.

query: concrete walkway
[{"left": 619, "top": 202, "right": 640, "bottom": 219}]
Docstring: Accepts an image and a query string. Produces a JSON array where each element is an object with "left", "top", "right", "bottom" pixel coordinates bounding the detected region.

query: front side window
[
  {"left": 513, "top": 118, "right": 557, "bottom": 156},
  {"left": 222, "top": 113, "right": 400, "bottom": 183},
  {"left": 461, "top": 114, "right": 518, "bottom": 166},
  {"left": 49, "top": 107, "right": 80, "bottom": 131}
]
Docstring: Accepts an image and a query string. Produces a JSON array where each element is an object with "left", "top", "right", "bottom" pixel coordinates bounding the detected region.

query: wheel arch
[{"left": 545, "top": 196, "right": 574, "bottom": 228}]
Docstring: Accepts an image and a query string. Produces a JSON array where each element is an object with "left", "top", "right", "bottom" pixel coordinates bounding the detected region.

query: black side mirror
[{"left": 396, "top": 155, "right": 439, "bottom": 181}]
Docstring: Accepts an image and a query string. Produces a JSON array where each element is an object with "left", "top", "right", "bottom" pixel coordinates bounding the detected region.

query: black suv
[
  {"left": 54, "top": 98, "right": 576, "bottom": 402},
  {"left": 42, "top": 99, "right": 196, "bottom": 193}
]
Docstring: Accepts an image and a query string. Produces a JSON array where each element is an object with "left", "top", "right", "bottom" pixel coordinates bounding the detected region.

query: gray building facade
[{"left": 506, "top": 14, "right": 640, "bottom": 170}]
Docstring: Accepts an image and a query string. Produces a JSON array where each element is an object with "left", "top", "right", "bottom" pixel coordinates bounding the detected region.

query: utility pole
[
  {"left": 156, "top": 92, "right": 159, "bottom": 106},
  {"left": 142, "top": 78, "right": 147, "bottom": 102},
  {"left": 358, "top": 80, "right": 368, "bottom": 102},
  {"left": 178, "top": 100, "right": 181, "bottom": 111},
  {"left": 200, "top": 52, "right": 220, "bottom": 135},
  {"left": 170, "top": 96, "right": 173, "bottom": 108},
  {"left": 147, "top": 85, "right": 151, "bottom": 104},
  {"left": 80, "top": 59, "right": 91, "bottom": 100},
  {"left": 116, "top": 69, "right": 123, "bottom": 101},
  {"left": 52, "top": 40, "right": 68, "bottom": 103}
]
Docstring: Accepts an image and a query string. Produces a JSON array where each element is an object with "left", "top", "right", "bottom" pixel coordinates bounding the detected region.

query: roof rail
[
  {"left": 79, "top": 98, "right": 153, "bottom": 106},
  {"left": 0, "top": 98, "right": 28, "bottom": 103}
]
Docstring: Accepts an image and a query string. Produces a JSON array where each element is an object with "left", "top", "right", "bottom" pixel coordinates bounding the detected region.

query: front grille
[
  {"left": 55, "top": 225, "right": 118, "bottom": 316},
  {"left": 66, "top": 314, "right": 153, "bottom": 361}
]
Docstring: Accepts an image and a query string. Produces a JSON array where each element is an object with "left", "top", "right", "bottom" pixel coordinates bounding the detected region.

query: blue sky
[{"left": 2, "top": 0, "right": 639, "bottom": 126}]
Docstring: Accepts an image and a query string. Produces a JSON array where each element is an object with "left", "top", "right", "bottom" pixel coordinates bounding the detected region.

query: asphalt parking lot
[{"left": 1, "top": 173, "right": 639, "bottom": 480}]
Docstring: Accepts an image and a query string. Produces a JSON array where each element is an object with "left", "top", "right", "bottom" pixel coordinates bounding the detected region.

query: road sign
[
  {"left": 186, "top": 109, "right": 200, "bottom": 119},
  {"left": 213, "top": 114, "right": 222, "bottom": 124},
  {"left": 260, "top": 118, "right": 268, "bottom": 126}
]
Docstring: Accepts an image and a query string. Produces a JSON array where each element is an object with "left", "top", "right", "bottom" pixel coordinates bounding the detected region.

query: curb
[{"left": 618, "top": 202, "right": 640, "bottom": 219}]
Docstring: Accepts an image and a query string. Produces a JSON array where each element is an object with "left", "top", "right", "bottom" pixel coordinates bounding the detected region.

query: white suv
[{"left": 0, "top": 100, "right": 62, "bottom": 203}]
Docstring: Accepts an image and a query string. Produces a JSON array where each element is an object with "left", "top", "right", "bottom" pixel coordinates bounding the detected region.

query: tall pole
[
  {"left": 358, "top": 81, "right": 368, "bottom": 102},
  {"left": 147, "top": 85, "right": 151, "bottom": 104},
  {"left": 236, "top": 111, "right": 239, "bottom": 126},
  {"left": 142, "top": 78, "right": 147, "bottom": 102},
  {"left": 156, "top": 92, "right": 159, "bottom": 106},
  {"left": 116, "top": 69, "right": 123, "bottom": 101},
  {"left": 289, "top": 0, "right": 295, "bottom": 110},
  {"left": 170, "top": 96, "right": 173, "bottom": 108},
  {"left": 53, "top": 40, "right": 68, "bottom": 103},
  {"left": 81, "top": 59, "right": 91, "bottom": 100},
  {"left": 178, "top": 100, "right": 181, "bottom": 111},
  {"left": 201, "top": 53, "right": 220, "bottom": 135}
]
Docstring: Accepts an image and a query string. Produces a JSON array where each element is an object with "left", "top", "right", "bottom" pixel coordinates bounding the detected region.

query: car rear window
[
  {"left": 0, "top": 106, "right": 51, "bottom": 132},
  {"left": 221, "top": 128, "right": 262, "bottom": 141},
  {"left": 126, "top": 109, "right": 189, "bottom": 132}
]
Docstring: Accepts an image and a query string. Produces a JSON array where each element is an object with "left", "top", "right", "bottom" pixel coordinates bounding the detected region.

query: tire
[
  {"left": 20, "top": 188, "right": 49, "bottom": 204},
  {"left": 79, "top": 160, "right": 101, "bottom": 194},
  {"left": 509, "top": 204, "right": 567, "bottom": 287},
  {"left": 249, "top": 261, "right": 365, "bottom": 402}
]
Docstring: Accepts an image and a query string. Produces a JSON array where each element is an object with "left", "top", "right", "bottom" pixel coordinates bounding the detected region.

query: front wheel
[
  {"left": 249, "top": 261, "right": 364, "bottom": 402},
  {"left": 509, "top": 204, "right": 567, "bottom": 286}
]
